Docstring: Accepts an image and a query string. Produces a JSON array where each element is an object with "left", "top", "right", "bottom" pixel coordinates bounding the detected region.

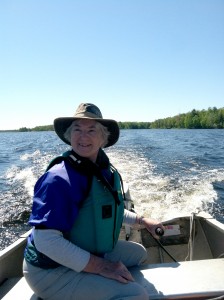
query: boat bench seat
[
  {"left": 131, "top": 258, "right": 224, "bottom": 299},
  {"left": 2, "top": 259, "right": 224, "bottom": 299},
  {"left": 1, "top": 277, "right": 41, "bottom": 300}
]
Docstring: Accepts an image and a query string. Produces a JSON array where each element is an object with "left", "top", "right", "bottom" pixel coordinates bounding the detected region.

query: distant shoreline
[{"left": 1, "top": 106, "right": 224, "bottom": 131}]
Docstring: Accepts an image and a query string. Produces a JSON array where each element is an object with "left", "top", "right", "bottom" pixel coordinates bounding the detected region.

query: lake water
[{"left": 0, "top": 129, "right": 224, "bottom": 250}]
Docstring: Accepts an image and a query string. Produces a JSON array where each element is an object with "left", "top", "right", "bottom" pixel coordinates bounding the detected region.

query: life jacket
[
  {"left": 47, "top": 150, "right": 125, "bottom": 255},
  {"left": 67, "top": 166, "right": 124, "bottom": 254}
]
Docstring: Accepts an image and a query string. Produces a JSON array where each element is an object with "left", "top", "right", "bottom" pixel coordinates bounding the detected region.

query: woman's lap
[
  {"left": 23, "top": 241, "right": 148, "bottom": 300},
  {"left": 104, "top": 240, "right": 148, "bottom": 267}
]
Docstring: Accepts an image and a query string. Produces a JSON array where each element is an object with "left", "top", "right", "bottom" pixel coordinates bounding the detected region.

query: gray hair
[{"left": 64, "top": 120, "right": 110, "bottom": 148}]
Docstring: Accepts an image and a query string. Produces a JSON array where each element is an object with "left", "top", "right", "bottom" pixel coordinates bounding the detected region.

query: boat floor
[{"left": 121, "top": 223, "right": 214, "bottom": 264}]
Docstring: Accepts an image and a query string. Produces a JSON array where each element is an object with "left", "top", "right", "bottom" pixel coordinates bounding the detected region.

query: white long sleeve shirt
[{"left": 33, "top": 209, "right": 137, "bottom": 272}]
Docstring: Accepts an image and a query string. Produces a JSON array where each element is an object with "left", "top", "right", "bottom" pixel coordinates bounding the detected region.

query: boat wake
[{"left": 107, "top": 148, "right": 224, "bottom": 223}]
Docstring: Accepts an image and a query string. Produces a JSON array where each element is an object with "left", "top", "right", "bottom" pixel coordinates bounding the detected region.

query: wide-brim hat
[{"left": 54, "top": 103, "right": 120, "bottom": 148}]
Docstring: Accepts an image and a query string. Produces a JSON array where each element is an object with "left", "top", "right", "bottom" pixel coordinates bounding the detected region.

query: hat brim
[{"left": 54, "top": 117, "right": 120, "bottom": 148}]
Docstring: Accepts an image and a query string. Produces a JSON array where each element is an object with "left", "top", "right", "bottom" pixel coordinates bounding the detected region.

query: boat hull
[{"left": 1, "top": 213, "right": 224, "bottom": 299}]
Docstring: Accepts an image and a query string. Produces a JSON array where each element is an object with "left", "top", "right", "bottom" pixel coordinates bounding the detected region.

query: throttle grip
[{"left": 155, "top": 227, "right": 164, "bottom": 236}]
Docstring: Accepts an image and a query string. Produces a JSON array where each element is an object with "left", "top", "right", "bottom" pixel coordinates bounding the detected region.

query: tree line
[
  {"left": 12, "top": 106, "right": 224, "bottom": 132},
  {"left": 150, "top": 107, "right": 224, "bottom": 129}
]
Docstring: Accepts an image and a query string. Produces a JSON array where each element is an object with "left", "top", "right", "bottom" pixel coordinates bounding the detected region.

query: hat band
[{"left": 73, "top": 112, "right": 102, "bottom": 119}]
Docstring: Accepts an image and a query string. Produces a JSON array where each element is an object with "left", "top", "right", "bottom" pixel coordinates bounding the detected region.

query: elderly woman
[{"left": 23, "top": 103, "right": 164, "bottom": 300}]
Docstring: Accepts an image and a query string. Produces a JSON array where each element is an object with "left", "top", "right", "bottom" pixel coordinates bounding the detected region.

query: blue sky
[{"left": 1, "top": 0, "right": 223, "bottom": 130}]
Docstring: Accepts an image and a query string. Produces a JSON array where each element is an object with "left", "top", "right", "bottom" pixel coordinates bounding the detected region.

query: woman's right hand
[{"left": 83, "top": 254, "right": 134, "bottom": 283}]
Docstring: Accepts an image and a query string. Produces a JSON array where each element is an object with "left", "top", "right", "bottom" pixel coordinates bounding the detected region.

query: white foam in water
[
  {"left": 20, "top": 150, "right": 41, "bottom": 161},
  {"left": 14, "top": 168, "right": 37, "bottom": 197},
  {"left": 6, "top": 166, "right": 37, "bottom": 198},
  {"left": 107, "top": 149, "right": 221, "bottom": 222}
]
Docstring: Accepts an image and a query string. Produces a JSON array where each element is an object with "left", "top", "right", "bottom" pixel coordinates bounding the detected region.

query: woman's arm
[
  {"left": 34, "top": 228, "right": 134, "bottom": 283},
  {"left": 123, "top": 209, "right": 165, "bottom": 238},
  {"left": 33, "top": 229, "right": 90, "bottom": 272}
]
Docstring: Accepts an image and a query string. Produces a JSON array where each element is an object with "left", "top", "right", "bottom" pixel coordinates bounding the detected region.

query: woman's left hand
[{"left": 138, "top": 217, "right": 165, "bottom": 239}]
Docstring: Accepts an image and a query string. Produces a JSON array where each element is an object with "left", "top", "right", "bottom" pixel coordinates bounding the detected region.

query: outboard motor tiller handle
[{"left": 155, "top": 227, "right": 164, "bottom": 237}]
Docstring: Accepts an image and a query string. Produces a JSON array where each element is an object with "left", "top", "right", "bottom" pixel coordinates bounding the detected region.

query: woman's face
[{"left": 70, "top": 119, "right": 104, "bottom": 162}]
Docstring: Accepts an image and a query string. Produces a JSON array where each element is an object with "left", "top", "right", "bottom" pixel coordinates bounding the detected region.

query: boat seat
[
  {"left": 2, "top": 259, "right": 224, "bottom": 299},
  {"left": 130, "top": 258, "right": 224, "bottom": 299},
  {"left": 1, "top": 277, "right": 41, "bottom": 300}
]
